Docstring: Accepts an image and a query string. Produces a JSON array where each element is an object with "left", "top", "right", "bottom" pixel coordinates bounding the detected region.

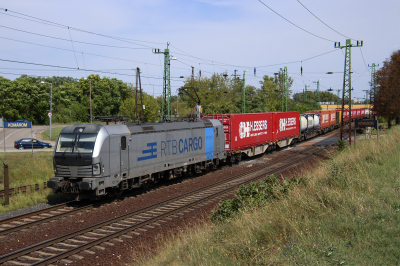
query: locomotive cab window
[
  {"left": 121, "top": 136, "right": 126, "bottom": 150},
  {"left": 56, "top": 133, "right": 97, "bottom": 154}
]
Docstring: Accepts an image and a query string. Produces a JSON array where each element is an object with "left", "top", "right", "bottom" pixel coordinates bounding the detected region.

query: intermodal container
[
  {"left": 318, "top": 110, "right": 331, "bottom": 129},
  {"left": 272, "top": 112, "right": 300, "bottom": 140},
  {"left": 203, "top": 113, "right": 273, "bottom": 151},
  {"left": 330, "top": 111, "right": 337, "bottom": 126}
]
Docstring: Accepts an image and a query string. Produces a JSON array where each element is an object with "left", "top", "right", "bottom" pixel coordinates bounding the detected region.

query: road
[{"left": 0, "top": 125, "right": 65, "bottom": 152}]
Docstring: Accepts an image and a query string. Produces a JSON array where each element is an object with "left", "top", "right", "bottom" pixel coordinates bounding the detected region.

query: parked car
[{"left": 14, "top": 139, "right": 52, "bottom": 150}]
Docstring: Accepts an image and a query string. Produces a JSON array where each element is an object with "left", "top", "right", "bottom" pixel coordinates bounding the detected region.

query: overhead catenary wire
[
  {"left": 0, "top": 7, "right": 371, "bottom": 96},
  {"left": 0, "top": 36, "right": 161, "bottom": 66},
  {"left": 0, "top": 25, "right": 150, "bottom": 50},
  {"left": 0, "top": 58, "right": 185, "bottom": 81},
  {"left": 2, "top": 12, "right": 344, "bottom": 79},
  {"left": 257, "top": 0, "right": 335, "bottom": 42},
  {"left": 296, "top": 0, "right": 352, "bottom": 40},
  {"left": 359, "top": 48, "right": 370, "bottom": 73},
  {"left": 67, "top": 27, "right": 79, "bottom": 69},
  {"left": 0, "top": 8, "right": 163, "bottom": 48}
]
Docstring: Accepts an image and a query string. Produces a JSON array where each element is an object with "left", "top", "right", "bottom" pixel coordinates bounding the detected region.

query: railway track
[
  {"left": 0, "top": 145, "right": 316, "bottom": 236},
  {"left": 0, "top": 146, "right": 327, "bottom": 265},
  {"left": 0, "top": 201, "right": 91, "bottom": 236}
]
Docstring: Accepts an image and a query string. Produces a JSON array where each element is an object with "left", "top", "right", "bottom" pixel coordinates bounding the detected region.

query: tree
[
  {"left": 374, "top": 50, "right": 400, "bottom": 128},
  {"left": 119, "top": 91, "right": 160, "bottom": 123}
]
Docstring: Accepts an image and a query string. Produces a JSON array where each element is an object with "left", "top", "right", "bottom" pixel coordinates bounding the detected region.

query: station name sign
[
  {"left": 355, "top": 120, "right": 377, "bottom": 128},
  {"left": 4, "top": 122, "right": 31, "bottom": 128}
]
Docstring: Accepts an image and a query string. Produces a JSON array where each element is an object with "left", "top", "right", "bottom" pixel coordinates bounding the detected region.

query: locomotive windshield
[{"left": 56, "top": 133, "right": 97, "bottom": 154}]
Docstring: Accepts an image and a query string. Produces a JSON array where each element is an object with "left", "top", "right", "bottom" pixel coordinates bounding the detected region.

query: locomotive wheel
[
  {"left": 153, "top": 173, "right": 160, "bottom": 184},
  {"left": 142, "top": 180, "right": 153, "bottom": 190},
  {"left": 112, "top": 185, "right": 124, "bottom": 198},
  {"left": 186, "top": 166, "right": 193, "bottom": 176}
]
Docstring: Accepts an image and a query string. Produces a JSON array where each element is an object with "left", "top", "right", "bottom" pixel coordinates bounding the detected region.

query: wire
[
  {"left": 359, "top": 48, "right": 370, "bottom": 73},
  {"left": 257, "top": 0, "right": 335, "bottom": 42},
  {"left": 256, "top": 49, "right": 339, "bottom": 67},
  {"left": 0, "top": 8, "right": 164, "bottom": 48},
  {"left": 296, "top": 0, "right": 351, "bottom": 40},
  {"left": 68, "top": 27, "right": 79, "bottom": 69},
  {"left": 0, "top": 58, "right": 185, "bottom": 81},
  {"left": 0, "top": 26, "right": 150, "bottom": 50},
  {"left": 0, "top": 36, "right": 161, "bottom": 67}
]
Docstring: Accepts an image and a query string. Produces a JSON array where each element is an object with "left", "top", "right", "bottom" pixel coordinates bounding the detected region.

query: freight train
[{"left": 47, "top": 109, "right": 369, "bottom": 200}]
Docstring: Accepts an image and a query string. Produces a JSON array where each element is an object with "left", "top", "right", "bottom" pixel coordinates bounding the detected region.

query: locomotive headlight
[{"left": 92, "top": 163, "right": 101, "bottom": 175}]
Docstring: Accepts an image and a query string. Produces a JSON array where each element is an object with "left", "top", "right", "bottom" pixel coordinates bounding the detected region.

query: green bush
[
  {"left": 335, "top": 139, "right": 346, "bottom": 151},
  {"left": 209, "top": 175, "right": 306, "bottom": 223},
  {"left": 378, "top": 116, "right": 387, "bottom": 124}
]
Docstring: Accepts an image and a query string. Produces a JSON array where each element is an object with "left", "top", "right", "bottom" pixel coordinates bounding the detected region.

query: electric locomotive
[{"left": 47, "top": 119, "right": 226, "bottom": 200}]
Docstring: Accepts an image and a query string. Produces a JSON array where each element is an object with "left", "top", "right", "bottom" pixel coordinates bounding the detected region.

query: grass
[
  {"left": 0, "top": 151, "right": 62, "bottom": 213},
  {"left": 0, "top": 184, "right": 65, "bottom": 214},
  {"left": 137, "top": 126, "right": 400, "bottom": 265},
  {"left": 41, "top": 126, "right": 64, "bottom": 142}
]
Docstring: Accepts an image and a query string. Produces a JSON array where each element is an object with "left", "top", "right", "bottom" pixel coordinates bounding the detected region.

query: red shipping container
[
  {"left": 318, "top": 110, "right": 330, "bottom": 129},
  {"left": 330, "top": 111, "right": 337, "bottom": 126},
  {"left": 205, "top": 113, "right": 273, "bottom": 151},
  {"left": 272, "top": 112, "right": 300, "bottom": 140}
]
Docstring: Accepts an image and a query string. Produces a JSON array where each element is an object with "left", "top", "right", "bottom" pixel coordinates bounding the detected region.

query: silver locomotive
[{"left": 48, "top": 119, "right": 226, "bottom": 200}]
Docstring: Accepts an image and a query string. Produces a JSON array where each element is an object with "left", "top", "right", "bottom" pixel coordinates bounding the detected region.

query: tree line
[
  {"left": 0, "top": 72, "right": 339, "bottom": 125},
  {"left": 374, "top": 50, "right": 400, "bottom": 128}
]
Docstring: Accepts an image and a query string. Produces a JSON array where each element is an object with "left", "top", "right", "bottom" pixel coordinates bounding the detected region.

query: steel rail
[
  {"left": 0, "top": 145, "right": 313, "bottom": 236},
  {"left": 0, "top": 146, "right": 324, "bottom": 265},
  {"left": 0, "top": 201, "right": 93, "bottom": 236}
]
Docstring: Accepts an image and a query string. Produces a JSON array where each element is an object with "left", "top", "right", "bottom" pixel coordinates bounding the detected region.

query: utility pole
[
  {"left": 304, "top": 85, "right": 309, "bottom": 102},
  {"left": 313, "top": 80, "right": 320, "bottom": 110},
  {"left": 335, "top": 39, "right": 363, "bottom": 144},
  {"left": 368, "top": 63, "right": 378, "bottom": 119},
  {"left": 191, "top": 66, "right": 195, "bottom": 112},
  {"left": 363, "top": 90, "right": 369, "bottom": 104},
  {"left": 89, "top": 79, "right": 92, "bottom": 124},
  {"left": 153, "top": 43, "right": 171, "bottom": 121},
  {"left": 233, "top": 69, "right": 238, "bottom": 79},
  {"left": 135, "top": 67, "right": 144, "bottom": 123},
  {"left": 337, "top": 89, "right": 341, "bottom": 106},
  {"left": 281, "top": 66, "right": 288, "bottom": 112},
  {"left": 242, "top": 70, "right": 248, "bottom": 113}
]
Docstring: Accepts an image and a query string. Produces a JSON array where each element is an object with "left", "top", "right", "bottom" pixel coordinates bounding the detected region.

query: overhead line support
[
  {"left": 153, "top": 42, "right": 171, "bottom": 121},
  {"left": 281, "top": 66, "right": 288, "bottom": 112},
  {"left": 368, "top": 63, "right": 379, "bottom": 119},
  {"left": 335, "top": 39, "right": 363, "bottom": 144}
]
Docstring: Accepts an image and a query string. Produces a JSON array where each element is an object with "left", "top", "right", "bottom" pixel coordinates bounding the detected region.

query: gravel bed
[
  {"left": 0, "top": 198, "right": 72, "bottom": 221},
  {"left": 0, "top": 149, "right": 291, "bottom": 256},
  {"left": 65, "top": 146, "right": 335, "bottom": 266},
  {"left": 0, "top": 146, "right": 332, "bottom": 264}
]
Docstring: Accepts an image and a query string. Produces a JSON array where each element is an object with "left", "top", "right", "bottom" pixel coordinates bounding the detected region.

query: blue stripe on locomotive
[
  {"left": 134, "top": 127, "right": 215, "bottom": 165},
  {"left": 204, "top": 127, "right": 214, "bottom": 160}
]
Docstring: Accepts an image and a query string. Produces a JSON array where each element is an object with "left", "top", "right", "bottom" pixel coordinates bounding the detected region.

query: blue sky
[{"left": 1, "top": 0, "right": 399, "bottom": 101}]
